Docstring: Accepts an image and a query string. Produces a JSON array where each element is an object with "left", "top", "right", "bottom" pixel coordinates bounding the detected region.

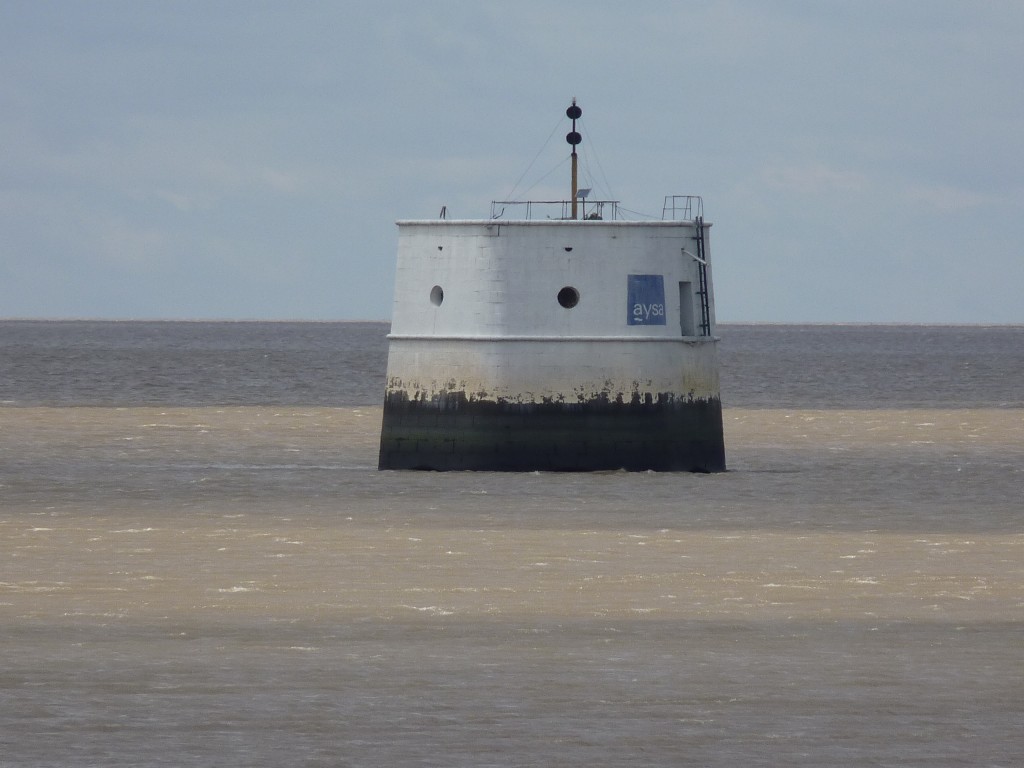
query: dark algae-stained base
[{"left": 378, "top": 392, "right": 726, "bottom": 472}]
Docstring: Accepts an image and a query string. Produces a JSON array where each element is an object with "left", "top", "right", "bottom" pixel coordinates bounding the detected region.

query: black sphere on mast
[{"left": 566, "top": 99, "right": 582, "bottom": 147}]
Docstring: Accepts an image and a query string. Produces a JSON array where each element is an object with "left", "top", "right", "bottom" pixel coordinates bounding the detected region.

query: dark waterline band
[{"left": 378, "top": 392, "right": 726, "bottom": 472}]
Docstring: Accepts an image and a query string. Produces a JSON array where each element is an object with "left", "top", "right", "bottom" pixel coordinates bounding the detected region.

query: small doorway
[{"left": 678, "top": 281, "right": 695, "bottom": 336}]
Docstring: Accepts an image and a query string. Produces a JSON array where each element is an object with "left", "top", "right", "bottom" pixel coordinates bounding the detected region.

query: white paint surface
[{"left": 386, "top": 219, "right": 721, "bottom": 403}]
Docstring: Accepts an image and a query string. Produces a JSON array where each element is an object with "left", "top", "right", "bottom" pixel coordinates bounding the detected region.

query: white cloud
[
  {"left": 759, "top": 164, "right": 870, "bottom": 196},
  {"left": 901, "top": 182, "right": 997, "bottom": 214},
  {"left": 94, "top": 217, "right": 170, "bottom": 269}
]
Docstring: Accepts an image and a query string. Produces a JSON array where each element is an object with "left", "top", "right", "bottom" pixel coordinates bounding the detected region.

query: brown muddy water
[{"left": 2, "top": 406, "right": 1022, "bottom": 766}]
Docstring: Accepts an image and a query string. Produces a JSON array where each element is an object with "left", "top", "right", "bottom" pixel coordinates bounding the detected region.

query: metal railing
[
  {"left": 490, "top": 200, "right": 620, "bottom": 221},
  {"left": 662, "top": 195, "right": 703, "bottom": 221}
]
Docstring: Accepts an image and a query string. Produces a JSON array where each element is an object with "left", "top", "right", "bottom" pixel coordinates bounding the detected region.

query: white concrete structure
[{"left": 378, "top": 214, "right": 726, "bottom": 471}]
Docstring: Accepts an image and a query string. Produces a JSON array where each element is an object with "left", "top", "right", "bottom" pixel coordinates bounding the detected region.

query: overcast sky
[{"left": 2, "top": 1, "right": 1022, "bottom": 323}]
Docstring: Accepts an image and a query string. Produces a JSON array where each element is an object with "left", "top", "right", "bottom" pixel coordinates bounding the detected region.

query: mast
[{"left": 566, "top": 99, "right": 582, "bottom": 219}]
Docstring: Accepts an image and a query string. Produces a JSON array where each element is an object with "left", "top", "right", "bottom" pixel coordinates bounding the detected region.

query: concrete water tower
[{"left": 378, "top": 100, "right": 725, "bottom": 472}]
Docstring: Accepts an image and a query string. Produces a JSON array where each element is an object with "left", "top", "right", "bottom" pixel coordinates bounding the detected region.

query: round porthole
[
  {"left": 557, "top": 286, "right": 580, "bottom": 309},
  {"left": 430, "top": 285, "right": 444, "bottom": 306}
]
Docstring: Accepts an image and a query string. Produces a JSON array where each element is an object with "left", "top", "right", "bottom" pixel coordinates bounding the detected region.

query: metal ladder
[{"left": 693, "top": 216, "right": 711, "bottom": 336}]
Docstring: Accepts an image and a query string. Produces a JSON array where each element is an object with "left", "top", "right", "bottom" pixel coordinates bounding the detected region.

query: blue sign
[{"left": 627, "top": 274, "right": 666, "bottom": 325}]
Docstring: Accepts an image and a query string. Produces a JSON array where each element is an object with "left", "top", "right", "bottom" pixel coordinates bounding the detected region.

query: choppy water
[
  {"left": 1, "top": 322, "right": 1022, "bottom": 766},
  {"left": 4, "top": 321, "right": 1023, "bottom": 409}
]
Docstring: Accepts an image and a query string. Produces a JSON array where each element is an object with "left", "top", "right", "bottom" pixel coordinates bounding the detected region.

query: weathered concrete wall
[
  {"left": 379, "top": 219, "right": 725, "bottom": 472},
  {"left": 389, "top": 220, "right": 716, "bottom": 340},
  {"left": 382, "top": 338, "right": 720, "bottom": 404}
]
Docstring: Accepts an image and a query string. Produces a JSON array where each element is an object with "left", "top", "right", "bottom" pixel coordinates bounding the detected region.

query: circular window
[
  {"left": 557, "top": 286, "right": 580, "bottom": 309},
  {"left": 429, "top": 285, "right": 444, "bottom": 306}
]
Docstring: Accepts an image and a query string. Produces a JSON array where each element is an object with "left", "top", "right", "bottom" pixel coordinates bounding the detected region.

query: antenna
[{"left": 566, "top": 98, "right": 582, "bottom": 219}]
